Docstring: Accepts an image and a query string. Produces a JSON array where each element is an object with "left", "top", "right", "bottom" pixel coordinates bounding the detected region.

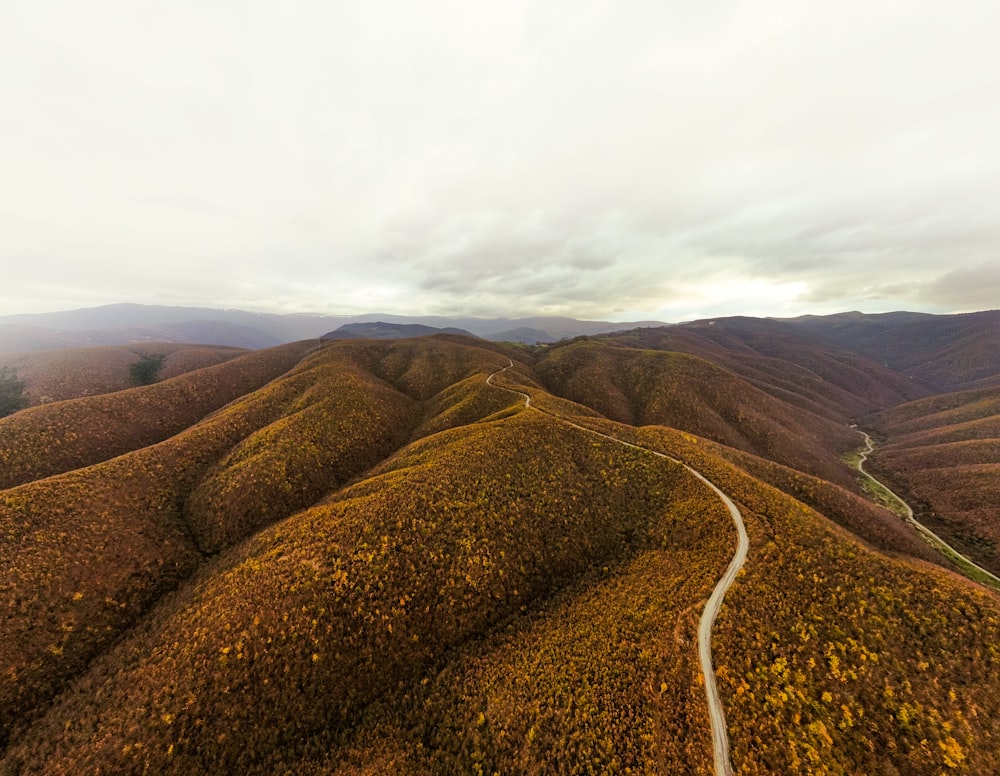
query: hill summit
[{"left": 321, "top": 321, "right": 476, "bottom": 340}]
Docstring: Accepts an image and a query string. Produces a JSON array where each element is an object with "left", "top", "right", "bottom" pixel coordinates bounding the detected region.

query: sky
[{"left": 2, "top": 0, "right": 999, "bottom": 322}]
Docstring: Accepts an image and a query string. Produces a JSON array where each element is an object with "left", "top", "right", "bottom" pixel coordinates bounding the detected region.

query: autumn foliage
[{"left": 3, "top": 331, "right": 1000, "bottom": 775}]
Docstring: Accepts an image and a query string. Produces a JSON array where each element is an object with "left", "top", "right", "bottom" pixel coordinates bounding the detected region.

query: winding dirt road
[
  {"left": 853, "top": 429, "right": 1000, "bottom": 590},
  {"left": 487, "top": 360, "right": 746, "bottom": 775}
]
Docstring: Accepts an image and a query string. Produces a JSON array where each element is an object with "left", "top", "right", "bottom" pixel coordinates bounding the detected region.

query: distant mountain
[
  {"left": 475, "top": 316, "right": 667, "bottom": 343},
  {"left": 0, "top": 303, "right": 667, "bottom": 351},
  {"left": 488, "top": 327, "right": 552, "bottom": 344},
  {"left": 321, "top": 321, "right": 476, "bottom": 340},
  {"left": 0, "top": 305, "right": 304, "bottom": 350},
  {"left": 785, "top": 309, "right": 1000, "bottom": 389}
]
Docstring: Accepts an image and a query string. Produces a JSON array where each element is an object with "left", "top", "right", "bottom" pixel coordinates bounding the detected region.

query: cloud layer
[{"left": 2, "top": 0, "right": 999, "bottom": 319}]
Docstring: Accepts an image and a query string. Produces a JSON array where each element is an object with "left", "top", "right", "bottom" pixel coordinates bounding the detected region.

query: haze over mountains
[
  {"left": 2, "top": 307, "right": 1000, "bottom": 774},
  {"left": 0, "top": 304, "right": 666, "bottom": 351}
]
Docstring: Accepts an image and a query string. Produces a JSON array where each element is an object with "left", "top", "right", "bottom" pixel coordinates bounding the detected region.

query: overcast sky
[{"left": 2, "top": 1, "right": 999, "bottom": 321}]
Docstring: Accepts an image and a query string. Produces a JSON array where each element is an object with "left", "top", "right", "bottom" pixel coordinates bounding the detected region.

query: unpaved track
[{"left": 487, "top": 360, "right": 746, "bottom": 775}]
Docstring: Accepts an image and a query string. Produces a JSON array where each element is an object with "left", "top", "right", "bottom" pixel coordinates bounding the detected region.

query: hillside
[
  {"left": 864, "top": 383, "right": 1000, "bottom": 576},
  {"left": 0, "top": 343, "right": 247, "bottom": 406},
  {"left": 788, "top": 309, "right": 1000, "bottom": 389},
  {"left": 535, "top": 339, "right": 861, "bottom": 489},
  {"left": 3, "top": 328, "right": 1000, "bottom": 773},
  {"left": 614, "top": 317, "right": 929, "bottom": 415},
  {"left": 321, "top": 321, "right": 476, "bottom": 340},
  {"left": 0, "top": 342, "right": 315, "bottom": 490}
]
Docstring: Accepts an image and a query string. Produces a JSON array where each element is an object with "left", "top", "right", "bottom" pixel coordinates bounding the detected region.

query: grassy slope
[
  {"left": 609, "top": 319, "right": 928, "bottom": 415},
  {"left": 0, "top": 348, "right": 385, "bottom": 742},
  {"left": 869, "top": 384, "right": 1000, "bottom": 439},
  {"left": 684, "top": 434, "right": 940, "bottom": 567},
  {"left": 321, "top": 542, "right": 725, "bottom": 775},
  {"left": 0, "top": 338, "right": 516, "bottom": 747},
  {"left": 788, "top": 310, "right": 1000, "bottom": 390}
]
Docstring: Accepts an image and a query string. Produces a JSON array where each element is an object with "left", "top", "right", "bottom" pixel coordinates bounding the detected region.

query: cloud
[
  {"left": 920, "top": 265, "right": 1000, "bottom": 311},
  {"left": 1, "top": 0, "right": 999, "bottom": 318}
]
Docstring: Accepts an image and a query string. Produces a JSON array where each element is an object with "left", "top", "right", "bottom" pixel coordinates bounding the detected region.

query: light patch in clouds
[
  {"left": 643, "top": 276, "right": 811, "bottom": 322},
  {"left": 1, "top": 0, "right": 999, "bottom": 319}
]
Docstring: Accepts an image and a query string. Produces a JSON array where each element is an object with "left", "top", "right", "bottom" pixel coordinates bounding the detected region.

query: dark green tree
[
  {"left": 129, "top": 353, "right": 167, "bottom": 386},
  {"left": 0, "top": 366, "right": 27, "bottom": 417}
]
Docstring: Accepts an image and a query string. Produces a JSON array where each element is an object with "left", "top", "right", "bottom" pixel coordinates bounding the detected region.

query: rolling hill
[
  {"left": 2, "top": 318, "right": 1000, "bottom": 774},
  {"left": 788, "top": 309, "right": 1000, "bottom": 389},
  {"left": 0, "top": 343, "right": 247, "bottom": 407},
  {"left": 321, "top": 321, "right": 476, "bottom": 340},
  {"left": 535, "top": 339, "right": 862, "bottom": 489}
]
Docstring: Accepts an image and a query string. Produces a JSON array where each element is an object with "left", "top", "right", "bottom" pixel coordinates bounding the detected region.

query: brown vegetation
[
  {"left": 0, "top": 342, "right": 315, "bottom": 490},
  {"left": 536, "top": 339, "right": 860, "bottom": 487},
  {"left": 579, "top": 421, "right": 1000, "bottom": 775},
  {"left": 0, "top": 343, "right": 247, "bottom": 406},
  {"left": 0, "top": 338, "right": 530, "bottom": 752},
  {"left": 864, "top": 384, "right": 1000, "bottom": 575},
  {"left": 789, "top": 309, "right": 1000, "bottom": 389},
  {"left": 2, "top": 410, "right": 722, "bottom": 773},
  {"left": 608, "top": 317, "right": 928, "bottom": 414},
  {"left": 4, "top": 329, "right": 1000, "bottom": 774},
  {"left": 869, "top": 384, "right": 1000, "bottom": 441}
]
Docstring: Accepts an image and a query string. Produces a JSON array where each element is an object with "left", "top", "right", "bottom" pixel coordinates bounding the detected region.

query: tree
[
  {"left": 129, "top": 353, "right": 166, "bottom": 386},
  {"left": 0, "top": 366, "right": 27, "bottom": 417}
]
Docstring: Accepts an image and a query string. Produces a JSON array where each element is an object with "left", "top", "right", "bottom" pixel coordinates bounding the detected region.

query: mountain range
[
  {"left": 0, "top": 303, "right": 665, "bottom": 351},
  {"left": 1, "top": 307, "right": 999, "bottom": 774}
]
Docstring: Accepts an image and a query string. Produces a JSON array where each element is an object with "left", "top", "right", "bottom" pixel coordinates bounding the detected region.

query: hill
[
  {"left": 787, "top": 309, "right": 1000, "bottom": 389},
  {"left": 321, "top": 321, "right": 476, "bottom": 340},
  {"left": 863, "top": 383, "right": 1000, "bottom": 575},
  {"left": 0, "top": 342, "right": 315, "bottom": 490},
  {"left": 3, "top": 326, "right": 1000, "bottom": 773},
  {"left": 622, "top": 317, "right": 930, "bottom": 415},
  {"left": 0, "top": 343, "right": 247, "bottom": 406},
  {"left": 535, "top": 339, "right": 861, "bottom": 488},
  {"left": 486, "top": 326, "right": 551, "bottom": 344}
]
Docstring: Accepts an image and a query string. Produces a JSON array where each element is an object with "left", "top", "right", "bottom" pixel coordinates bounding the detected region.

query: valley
[
  {"left": 1, "top": 309, "right": 999, "bottom": 774},
  {"left": 852, "top": 430, "right": 1000, "bottom": 593}
]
